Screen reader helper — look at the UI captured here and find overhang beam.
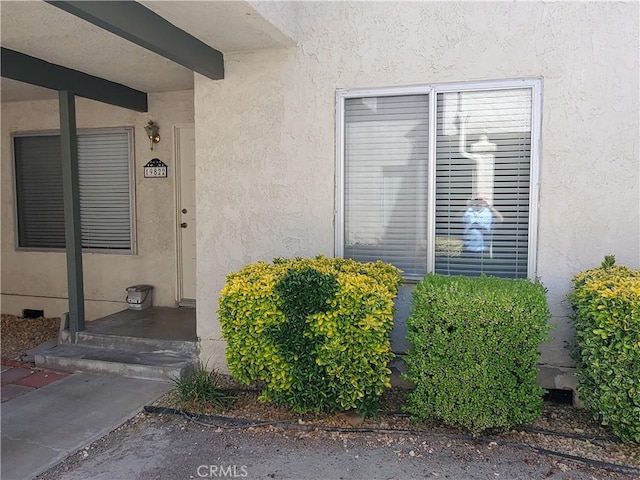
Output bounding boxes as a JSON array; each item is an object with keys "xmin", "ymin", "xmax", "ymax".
[
  {"xmin": 47, "ymin": 0, "xmax": 224, "ymax": 80},
  {"xmin": 1, "ymin": 48, "xmax": 148, "ymax": 111}
]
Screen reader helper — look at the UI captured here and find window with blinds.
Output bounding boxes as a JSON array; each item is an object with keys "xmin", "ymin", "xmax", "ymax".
[
  {"xmin": 338, "ymin": 80, "xmax": 540, "ymax": 280},
  {"xmin": 13, "ymin": 128, "xmax": 134, "ymax": 252},
  {"xmin": 344, "ymin": 95, "xmax": 429, "ymax": 277}
]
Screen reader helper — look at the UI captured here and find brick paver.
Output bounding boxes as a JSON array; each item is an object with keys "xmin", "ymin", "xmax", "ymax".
[
  {"xmin": 1, "ymin": 383, "xmax": 35, "ymax": 402},
  {"xmin": 1, "ymin": 367, "xmax": 34, "ymax": 385},
  {"xmin": 15, "ymin": 370, "xmax": 69, "ymax": 389},
  {"xmin": 1, "ymin": 360, "xmax": 70, "ymax": 402}
]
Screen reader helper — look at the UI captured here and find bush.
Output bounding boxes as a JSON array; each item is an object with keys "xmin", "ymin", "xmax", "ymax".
[
  {"xmin": 568, "ymin": 256, "xmax": 640, "ymax": 443},
  {"xmin": 218, "ymin": 256, "xmax": 402, "ymax": 416},
  {"xmin": 403, "ymin": 274, "xmax": 550, "ymax": 434}
]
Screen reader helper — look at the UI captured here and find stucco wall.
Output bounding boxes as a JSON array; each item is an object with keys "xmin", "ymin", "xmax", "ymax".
[
  {"xmin": 1, "ymin": 90, "xmax": 194, "ymax": 320},
  {"xmin": 194, "ymin": 1, "xmax": 639, "ymax": 378},
  {"xmin": 248, "ymin": 0, "xmax": 300, "ymax": 45}
]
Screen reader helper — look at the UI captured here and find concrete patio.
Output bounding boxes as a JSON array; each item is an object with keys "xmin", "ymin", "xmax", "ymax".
[{"xmin": 35, "ymin": 307, "xmax": 198, "ymax": 381}]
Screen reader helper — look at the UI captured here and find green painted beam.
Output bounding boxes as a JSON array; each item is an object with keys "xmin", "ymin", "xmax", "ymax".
[
  {"xmin": 58, "ymin": 91, "xmax": 85, "ymax": 338},
  {"xmin": 48, "ymin": 0, "xmax": 224, "ymax": 80},
  {"xmin": 1, "ymin": 48, "xmax": 148, "ymax": 112}
]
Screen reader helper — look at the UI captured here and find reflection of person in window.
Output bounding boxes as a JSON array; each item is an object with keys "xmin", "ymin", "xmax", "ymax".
[{"xmin": 463, "ymin": 194, "xmax": 503, "ymax": 254}]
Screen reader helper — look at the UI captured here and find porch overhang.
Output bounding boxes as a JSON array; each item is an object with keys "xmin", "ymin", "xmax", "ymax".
[
  {"xmin": 47, "ymin": 0, "xmax": 224, "ymax": 80},
  {"xmin": 1, "ymin": 47, "xmax": 148, "ymax": 112}
]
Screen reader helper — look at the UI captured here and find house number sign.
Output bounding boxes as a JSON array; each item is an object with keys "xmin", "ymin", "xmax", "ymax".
[{"xmin": 144, "ymin": 158, "xmax": 167, "ymax": 178}]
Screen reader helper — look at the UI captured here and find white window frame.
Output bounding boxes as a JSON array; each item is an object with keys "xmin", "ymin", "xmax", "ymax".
[
  {"xmin": 335, "ymin": 78, "xmax": 542, "ymax": 280},
  {"xmin": 11, "ymin": 127, "xmax": 137, "ymax": 254}
]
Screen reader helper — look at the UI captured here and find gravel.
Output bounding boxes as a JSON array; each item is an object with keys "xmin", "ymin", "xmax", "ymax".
[{"xmin": 1, "ymin": 314, "xmax": 59, "ymax": 359}]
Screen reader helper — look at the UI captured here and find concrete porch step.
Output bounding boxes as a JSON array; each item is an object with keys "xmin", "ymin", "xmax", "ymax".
[
  {"xmin": 35, "ymin": 344, "xmax": 197, "ymax": 382},
  {"xmin": 76, "ymin": 331, "xmax": 198, "ymax": 355}
]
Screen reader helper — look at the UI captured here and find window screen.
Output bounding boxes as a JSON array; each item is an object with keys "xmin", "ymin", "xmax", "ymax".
[{"xmin": 14, "ymin": 128, "xmax": 133, "ymax": 251}]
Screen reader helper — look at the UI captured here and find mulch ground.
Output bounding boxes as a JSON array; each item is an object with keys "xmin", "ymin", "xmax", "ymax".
[{"xmin": 1, "ymin": 314, "xmax": 59, "ymax": 360}]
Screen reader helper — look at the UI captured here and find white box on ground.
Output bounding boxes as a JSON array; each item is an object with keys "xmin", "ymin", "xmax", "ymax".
[{"xmin": 126, "ymin": 284, "xmax": 153, "ymax": 310}]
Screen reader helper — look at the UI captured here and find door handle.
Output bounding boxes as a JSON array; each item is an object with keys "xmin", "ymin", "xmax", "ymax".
[{"xmin": 180, "ymin": 222, "xmax": 188, "ymax": 228}]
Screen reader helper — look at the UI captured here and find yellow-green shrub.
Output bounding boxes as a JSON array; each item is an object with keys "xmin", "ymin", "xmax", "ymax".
[
  {"xmin": 218, "ymin": 256, "xmax": 402, "ymax": 416},
  {"xmin": 568, "ymin": 256, "xmax": 640, "ymax": 443}
]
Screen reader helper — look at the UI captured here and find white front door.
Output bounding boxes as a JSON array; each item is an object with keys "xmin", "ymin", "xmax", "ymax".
[{"xmin": 176, "ymin": 125, "xmax": 196, "ymax": 303}]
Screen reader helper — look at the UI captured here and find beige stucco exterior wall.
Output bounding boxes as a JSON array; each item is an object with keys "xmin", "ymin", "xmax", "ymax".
[
  {"xmin": 1, "ymin": 90, "xmax": 194, "ymax": 320},
  {"xmin": 248, "ymin": 0, "xmax": 300, "ymax": 43},
  {"xmin": 195, "ymin": 1, "xmax": 639, "ymax": 381}
]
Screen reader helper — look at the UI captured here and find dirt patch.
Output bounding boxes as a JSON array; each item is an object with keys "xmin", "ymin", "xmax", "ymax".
[
  {"xmin": 39, "ymin": 411, "xmax": 639, "ymax": 480},
  {"xmin": 1, "ymin": 314, "xmax": 59, "ymax": 359},
  {"xmin": 156, "ymin": 376, "xmax": 640, "ymax": 473}
]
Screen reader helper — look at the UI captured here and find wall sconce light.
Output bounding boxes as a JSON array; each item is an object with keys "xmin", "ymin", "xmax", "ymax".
[{"xmin": 144, "ymin": 121, "xmax": 161, "ymax": 150}]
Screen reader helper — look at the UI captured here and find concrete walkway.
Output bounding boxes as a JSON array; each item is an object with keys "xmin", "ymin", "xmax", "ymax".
[{"xmin": 1, "ymin": 373, "xmax": 171, "ymax": 480}]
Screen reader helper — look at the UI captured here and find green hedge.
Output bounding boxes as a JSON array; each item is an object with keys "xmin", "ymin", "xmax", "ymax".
[
  {"xmin": 568, "ymin": 256, "xmax": 640, "ymax": 443},
  {"xmin": 404, "ymin": 274, "xmax": 550, "ymax": 434},
  {"xmin": 218, "ymin": 256, "xmax": 402, "ymax": 416}
]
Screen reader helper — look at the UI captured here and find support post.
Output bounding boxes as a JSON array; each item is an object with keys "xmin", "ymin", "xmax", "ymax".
[{"xmin": 58, "ymin": 91, "xmax": 85, "ymax": 339}]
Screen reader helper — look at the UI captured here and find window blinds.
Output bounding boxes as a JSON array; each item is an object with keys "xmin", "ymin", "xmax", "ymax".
[
  {"xmin": 77, "ymin": 132, "xmax": 132, "ymax": 249},
  {"xmin": 344, "ymin": 95, "xmax": 429, "ymax": 277},
  {"xmin": 14, "ymin": 129, "xmax": 133, "ymax": 251},
  {"xmin": 342, "ymin": 86, "xmax": 534, "ymax": 280},
  {"xmin": 434, "ymin": 89, "xmax": 532, "ymax": 279}
]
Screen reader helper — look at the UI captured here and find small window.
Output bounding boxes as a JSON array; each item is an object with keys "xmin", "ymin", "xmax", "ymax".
[
  {"xmin": 13, "ymin": 128, "xmax": 135, "ymax": 252},
  {"xmin": 336, "ymin": 80, "xmax": 540, "ymax": 280}
]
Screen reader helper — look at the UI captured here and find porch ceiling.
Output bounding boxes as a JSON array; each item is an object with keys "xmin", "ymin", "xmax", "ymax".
[{"xmin": 1, "ymin": 0, "xmax": 296, "ymax": 103}]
